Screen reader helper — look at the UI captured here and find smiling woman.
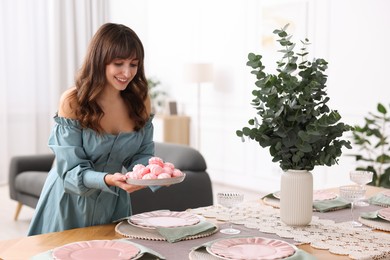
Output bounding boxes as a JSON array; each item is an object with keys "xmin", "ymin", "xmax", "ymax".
[{"xmin": 27, "ymin": 23, "xmax": 157, "ymax": 236}]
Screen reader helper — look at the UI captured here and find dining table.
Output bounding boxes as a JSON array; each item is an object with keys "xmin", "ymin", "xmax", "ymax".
[{"xmin": 0, "ymin": 185, "xmax": 389, "ymax": 260}]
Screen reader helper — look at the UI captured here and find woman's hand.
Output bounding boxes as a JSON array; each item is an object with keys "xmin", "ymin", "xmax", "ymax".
[{"xmin": 104, "ymin": 173, "xmax": 145, "ymax": 193}]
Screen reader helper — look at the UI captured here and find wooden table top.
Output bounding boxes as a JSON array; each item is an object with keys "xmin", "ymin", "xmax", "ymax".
[{"xmin": 0, "ymin": 185, "xmax": 388, "ymax": 260}]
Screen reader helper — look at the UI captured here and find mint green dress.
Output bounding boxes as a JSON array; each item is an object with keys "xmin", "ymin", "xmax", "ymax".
[{"xmin": 28, "ymin": 115, "xmax": 155, "ymax": 236}]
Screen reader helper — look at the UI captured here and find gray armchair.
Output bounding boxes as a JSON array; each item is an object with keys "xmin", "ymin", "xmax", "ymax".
[{"xmin": 9, "ymin": 142, "xmax": 213, "ymax": 220}]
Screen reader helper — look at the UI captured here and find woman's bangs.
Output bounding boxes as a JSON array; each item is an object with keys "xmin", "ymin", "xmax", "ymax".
[{"xmin": 107, "ymin": 35, "xmax": 142, "ymax": 62}]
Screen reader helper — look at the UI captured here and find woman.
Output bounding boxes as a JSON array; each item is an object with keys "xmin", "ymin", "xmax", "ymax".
[{"xmin": 28, "ymin": 23, "xmax": 155, "ymax": 235}]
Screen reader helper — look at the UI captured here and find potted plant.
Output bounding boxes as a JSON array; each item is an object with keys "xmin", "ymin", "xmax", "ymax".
[
  {"xmin": 349, "ymin": 103, "xmax": 390, "ymax": 188},
  {"xmin": 147, "ymin": 77, "xmax": 168, "ymax": 114},
  {"xmin": 236, "ymin": 24, "xmax": 352, "ymax": 225}
]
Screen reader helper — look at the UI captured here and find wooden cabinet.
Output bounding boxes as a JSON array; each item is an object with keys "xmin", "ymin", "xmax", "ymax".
[{"xmin": 153, "ymin": 115, "xmax": 190, "ymax": 145}]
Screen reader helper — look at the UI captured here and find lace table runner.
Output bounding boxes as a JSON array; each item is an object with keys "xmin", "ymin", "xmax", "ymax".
[{"xmin": 188, "ymin": 202, "xmax": 390, "ymax": 260}]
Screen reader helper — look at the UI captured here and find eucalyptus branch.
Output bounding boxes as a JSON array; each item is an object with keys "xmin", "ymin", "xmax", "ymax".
[
  {"xmin": 237, "ymin": 24, "xmax": 352, "ymax": 171},
  {"xmin": 349, "ymin": 103, "xmax": 390, "ymax": 187}
]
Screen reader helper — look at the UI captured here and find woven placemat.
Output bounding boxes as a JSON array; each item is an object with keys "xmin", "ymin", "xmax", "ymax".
[
  {"xmin": 189, "ymin": 248, "xmax": 218, "ymax": 260},
  {"xmin": 115, "ymin": 221, "xmax": 218, "ymax": 241},
  {"xmin": 189, "ymin": 243, "xmax": 301, "ymax": 260}
]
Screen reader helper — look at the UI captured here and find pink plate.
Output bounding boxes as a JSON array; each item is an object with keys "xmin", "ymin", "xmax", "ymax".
[
  {"xmin": 129, "ymin": 210, "xmax": 200, "ymax": 229},
  {"xmin": 378, "ymin": 208, "xmax": 390, "ymax": 222},
  {"xmin": 382, "ymin": 190, "xmax": 390, "ymax": 197},
  {"xmin": 273, "ymin": 190, "xmax": 337, "ymax": 201},
  {"xmin": 313, "ymin": 190, "xmax": 338, "ymax": 201},
  {"xmin": 207, "ymin": 237, "xmax": 296, "ymax": 260},
  {"xmin": 52, "ymin": 240, "xmax": 140, "ymax": 260},
  {"xmin": 126, "ymin": 173, "xmax": 185, "ymax": 186}
]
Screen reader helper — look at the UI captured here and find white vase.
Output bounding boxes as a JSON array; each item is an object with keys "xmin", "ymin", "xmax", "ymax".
[{"xmin": 280, "ymin": 169, "xmax": 313, "ymax": 226}]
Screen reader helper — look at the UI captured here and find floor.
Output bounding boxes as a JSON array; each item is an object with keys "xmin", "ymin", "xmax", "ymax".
[
  {"xmin": 0, "ymin": 185, "xmax": 35, "ymax": 241},
  {"xmin": 0, "ymin": 183, "xmax": 262, "ymax": 241}
]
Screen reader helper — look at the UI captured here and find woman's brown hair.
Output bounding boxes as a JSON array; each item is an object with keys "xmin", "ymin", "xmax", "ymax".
[{"xmin": 69, "ymin": 23, "xmax": 148, "ymax": 133}]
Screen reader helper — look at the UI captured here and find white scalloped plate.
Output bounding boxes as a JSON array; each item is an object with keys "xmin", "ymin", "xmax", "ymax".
[{"xmin": 126, "ymin": 173, "xmax": 185, "ymax": 186}]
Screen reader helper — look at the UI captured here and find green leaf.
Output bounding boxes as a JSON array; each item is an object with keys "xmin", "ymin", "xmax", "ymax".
[
  {"xmin": 292, "ymin": 154, "xmax": 301, "ymax": 163},
  {"xmin": 376, "ymin": 154, "xmax": 390, "ymax": 163},
  {"xmin": 248, "ymin": 53, "xmax": 257, "ymax": 61},
  {"xmin": 242, "ymin": 127, "xmax": 251, "ymax": 135},
  {"xmin": 282, "ymin": 24, "xmax": 290, "ymax": 31},
  {"xmin": 298, "ymin": 142, "xmax": 312, "ymax": 153},
  {"xmin": 379, "ymin": 168, "xmax": 390, "ymax": 188},
  {"xmin": 377, "ymin": 103, "xmax": 387, "ymax": 114},
  {"xmin": 278, "ymin": 31, "xmax": 288, "ymax": 37}
]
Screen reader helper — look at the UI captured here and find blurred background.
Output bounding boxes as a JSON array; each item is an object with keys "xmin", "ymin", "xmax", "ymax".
[{"xmin": 1, "ymin": 0, "xmax": 389, "ymax": 195}]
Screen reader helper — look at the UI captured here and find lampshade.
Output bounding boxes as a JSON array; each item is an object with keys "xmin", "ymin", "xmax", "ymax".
[{"xmin": 185, "ymin": 63, "xmax": 213, "ymax": 83}]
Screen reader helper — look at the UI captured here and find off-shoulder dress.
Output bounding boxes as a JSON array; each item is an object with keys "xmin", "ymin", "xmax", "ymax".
[{"xmin": 28, "ymin": 115, "xmax": 155, "ymax": 235}]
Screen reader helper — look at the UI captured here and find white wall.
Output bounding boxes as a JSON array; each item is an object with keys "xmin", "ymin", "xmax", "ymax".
[
  {"xmin": 0, "ymin": 0, "xmax": 109, "ymax": 184},
  {"xmin": 108, "ymin": 0, "xmax": 390, "ymax": 193}
]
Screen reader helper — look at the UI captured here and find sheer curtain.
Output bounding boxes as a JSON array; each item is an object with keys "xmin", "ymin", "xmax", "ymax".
[{"xmin": 0, "ymin": 0, "xmax": 108, "ymax": 184}]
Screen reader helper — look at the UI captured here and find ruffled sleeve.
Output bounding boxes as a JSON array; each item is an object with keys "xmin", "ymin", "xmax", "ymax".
[{"xmin": 48, "ymin": 116, "xmax": 115, "ymax": 196}]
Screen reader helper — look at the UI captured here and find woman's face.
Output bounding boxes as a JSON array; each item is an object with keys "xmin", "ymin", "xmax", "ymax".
[{"xmin": 105, "ymin": 57, "xmax": 139, "ymax": 91}]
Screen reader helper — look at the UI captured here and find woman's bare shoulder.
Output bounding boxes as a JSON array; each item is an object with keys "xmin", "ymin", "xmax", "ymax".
[{"xmin": 58, "ymin": 87, "xmax": 78, "ymax": 119}]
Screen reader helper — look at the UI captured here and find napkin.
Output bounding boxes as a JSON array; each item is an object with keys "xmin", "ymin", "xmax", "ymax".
[
  {"xmin": 125, "ymin": 240, "xmax": 166, "ymax": 259},
  {"xmin": 30, "ymin": 239, "xmax": 165, "ymax": 260},
  {"xmin": 313, "ymin": 197, "xmax": 350, "ymax": 212},
  {"xmin": 368, "ymin": 193, "xmax": 390, "ymax": 207},
  {"xmin": 361, "ymin": 211, "xmax": 381, "ymax": 220},
  {"xmin": 360, "ymin": 210, "xmax": 390, "ymax": 223},
  {"xmin": 192, "ymin": 237, "xmax": 317, "ymax": 260},
  {"xmin": 262, "ymin": 193, "xmax": 278, "ymax": 199},
  {"xmin": 156, "ymin": 221, "xmax": 217, "ymax": 243}
]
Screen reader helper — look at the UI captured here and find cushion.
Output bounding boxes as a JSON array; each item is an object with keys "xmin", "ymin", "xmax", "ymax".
[{"xmin": 15, "ymin": 171, "xmax": 47, "ymax": 197}]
